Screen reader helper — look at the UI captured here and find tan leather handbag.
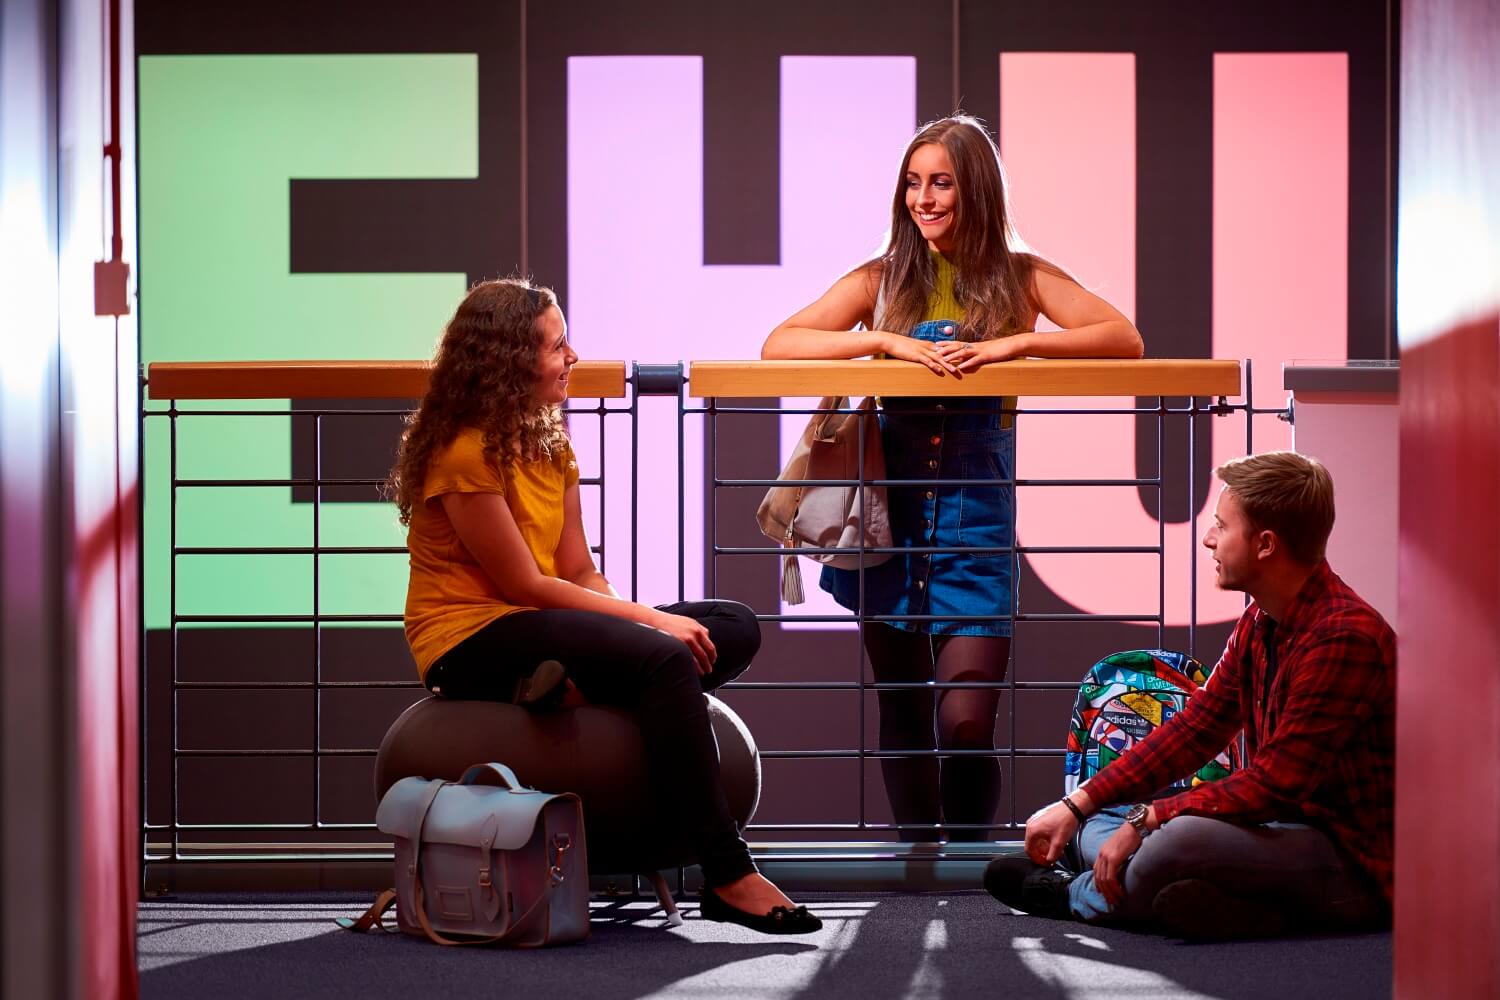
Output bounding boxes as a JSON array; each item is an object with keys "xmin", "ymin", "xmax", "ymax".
[
  {"xmin": 756, "ymin": 396, "xmax": 893, "ymax": 604},
  {"xmin": 339, "ymin": 763, "xmax": 589, "ymax": 947}
]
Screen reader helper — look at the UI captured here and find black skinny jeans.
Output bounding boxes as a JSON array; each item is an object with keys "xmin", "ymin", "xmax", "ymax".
[{"xmin": 424, "ymin": 599, "xmax": 760, "ymax": 887}]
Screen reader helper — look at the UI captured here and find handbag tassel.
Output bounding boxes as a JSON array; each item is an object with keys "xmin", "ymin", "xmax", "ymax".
[{"xmin": 780, "ymin": 540, "xmax": 805, "ymax": 606}]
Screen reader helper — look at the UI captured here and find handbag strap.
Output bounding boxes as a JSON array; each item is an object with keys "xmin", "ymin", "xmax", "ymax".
[
  {"xmin": 809, "ymin": 396, "xmax": 850, "ymax": 442},
  {"xmin": 410, "ymin": 861, "xmax": 560, "ymax": 948},
  {"xmin": 335, "ymin": 888, "xmax": 399, "ymax": 933}
]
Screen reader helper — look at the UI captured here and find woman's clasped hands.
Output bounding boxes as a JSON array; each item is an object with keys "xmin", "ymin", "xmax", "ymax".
[
  {"xmin": 933, "ymin": 334, "xmax": 1027, "ymax": 373},
  {"xmin": 878, "ymin": 329, "xmax": 962, "ymax": 376}
]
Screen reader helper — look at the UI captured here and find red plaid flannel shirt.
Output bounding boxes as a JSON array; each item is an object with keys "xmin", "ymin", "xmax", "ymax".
[{"xmin": 1084, "ymin": 561, "xmax": 1397, "ymax": 900}]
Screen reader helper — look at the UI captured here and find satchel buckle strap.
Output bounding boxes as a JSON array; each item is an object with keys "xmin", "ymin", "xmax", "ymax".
[
  {"xmin": 550, "ymin": 833, "xmax": 572, "ymax": 885},
  {"xmin": 478, "ymin": 822, "xmax": 498, "ymax": 891}
]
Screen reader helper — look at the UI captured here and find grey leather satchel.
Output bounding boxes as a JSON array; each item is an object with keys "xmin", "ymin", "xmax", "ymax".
[{"xmin": 340, "ymin": 762, "xmax": 589, "ymax": 947}]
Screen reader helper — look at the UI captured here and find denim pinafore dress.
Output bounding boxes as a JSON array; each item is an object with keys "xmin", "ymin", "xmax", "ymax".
[{"xmin": 820, "ymin": 317, "xmax": 1017, "ymax": 637}]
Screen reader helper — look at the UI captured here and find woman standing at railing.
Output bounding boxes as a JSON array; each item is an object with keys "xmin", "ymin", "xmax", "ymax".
[
  {"xmin": 387, "ymin": 278, "xmax": 819, "ymax": 934},
  {"xmin": 762, "ymin": 114, "xmax": 1143, "ymax": 842}
]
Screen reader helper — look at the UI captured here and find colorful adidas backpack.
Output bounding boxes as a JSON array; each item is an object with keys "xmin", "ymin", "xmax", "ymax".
[{"xmin": 1063, "ymin": 649, "xmax": 1241, "ymax": 797}]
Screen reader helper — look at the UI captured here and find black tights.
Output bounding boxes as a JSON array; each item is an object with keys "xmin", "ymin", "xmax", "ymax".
[{"xmin": 864, "ymin": 623, "xmax": 1010, "ymax": 841}]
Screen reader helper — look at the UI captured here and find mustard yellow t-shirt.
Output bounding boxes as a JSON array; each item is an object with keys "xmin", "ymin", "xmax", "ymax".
[{"xmin": 402, "ymin": 427, "xmax": 580, "ymax": 678}]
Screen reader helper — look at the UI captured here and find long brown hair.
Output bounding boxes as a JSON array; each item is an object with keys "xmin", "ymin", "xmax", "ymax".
[
  {"xmin": 874, "ymin": 114, "xmax": 1060, "ymax": 342},
  {"xmin": 387, "ymin": 278, "xmax": 569, "ymax": 526}
]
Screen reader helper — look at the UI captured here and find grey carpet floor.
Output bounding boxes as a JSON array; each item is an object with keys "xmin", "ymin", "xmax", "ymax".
[{"xmin": 138, "ymin": 892, "xmax": 1390, "ymax": 999}]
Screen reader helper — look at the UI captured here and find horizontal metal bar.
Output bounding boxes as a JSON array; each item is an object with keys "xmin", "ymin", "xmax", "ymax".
[
  {"xmin": 171, "ymin": 477, "xmax": 604, "ymax": 488},
  {"xmin": 174, "ymin": 545, "xmax": 602, "ymax": 557},
  {"xmin": 166, "ymin": 745, "xmax": 1071, "ymax": 761},
  {"xmin": 172, "ymin": 681, "xmax": 421, "ymax": 689},
  {"xmin": 744, "ymin": 826, "xmax": 1022, "ymax": 835},
  {"xmin": 143, "ymin": 824, "xmax": 380, "ymax": 833},
  {"xmin": 144, "ymin": 405, "xmax": 634, "ymax": 418},
  {"xmin": 716, "ymin": 544, "xmax": 1159, "ymax": 556},
  {"xmin": 753, "ymin": 613, "xmax": 1160, "ymax": 623},
  {"xmin": 722, "ymin": 680, "xmax": 1082, "ymax": 691},
  {"xmin": 758, "ymin": 748, "xmax": 1064, "ymax": 759},
  {"xmin": 171, "ymin": 749, "xmax": 378, "ymax": 757},
  {"xmin": 176, "ymin": 546, "xmax": 406, "ymax": 556},
  {"xmin": 167, "ymin": 679, "xmax": 1074, "ymax": 691},
  {"xmin": 172, "ymin": 614, "xmax": 402, "ymax": 623},
  {"xmin": 698, "ymin": 404, "xmax": 1180, "ymax": 417},
  {"xmin": 714, "ymin": 477, "xmax": 1163, "ymax": 488}
]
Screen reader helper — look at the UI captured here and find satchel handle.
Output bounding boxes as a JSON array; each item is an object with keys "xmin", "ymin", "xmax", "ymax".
[{"xmin": 459, "ymin": 762, "xmax": 523, "ymax": 790}]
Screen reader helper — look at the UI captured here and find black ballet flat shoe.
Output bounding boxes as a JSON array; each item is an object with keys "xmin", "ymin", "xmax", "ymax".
[
  {"xmin": 511, "ymin": 659, "xmax": 567, "ymax": 710},
  {"xmin": 698, "ymin": 886, "xmax": 823, "ymax": 935}
]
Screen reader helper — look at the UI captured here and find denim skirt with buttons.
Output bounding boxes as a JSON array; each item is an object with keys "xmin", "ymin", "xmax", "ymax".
[{"xmin": 820, "ymin": 319, "xmax": 1016, "ymax": 637}]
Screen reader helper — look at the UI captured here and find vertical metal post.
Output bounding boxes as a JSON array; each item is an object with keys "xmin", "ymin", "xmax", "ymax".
[
  {"xmin": 1246, "ymin": 360, "xmax": 1255, "ymax": 456},
  {"xmin": 1157, "ymin": 396, "xmax": 1166, "ymax": 650},
  {"xmin": 168, "ymin": 403, "xmax": 179, "ymax": 863},
  {"xmin": 1188, "ymin": 396, "xmax": 1198, "ymax": 660},
  {"xmin": 312, "ymin": 413, "xmax": 322, "ymax": 829},
  {"xmin": 630, "ymin": 366, "xmax": 640, "ymax": 603},
  {"xmin": 596, "ymin": 401, "xmax": 607, "ymax": 576},
  {"xmin": 1006, "ymin": 400, "xmax": 1019, "ymax": 830},
  {"xmin": 706, "ymin": 398, "xmax": 718, "ymax": 598},
  {"xmin": 855, "ymin": 397, "xmax": 867, "ymax": 831},
  {"xmin": 139, "ymin": 404, "xmax": 150, "ymax": 887},
  {"xmin": 677, "ymin": 375, "xmax": 686, "ymax": 602}
]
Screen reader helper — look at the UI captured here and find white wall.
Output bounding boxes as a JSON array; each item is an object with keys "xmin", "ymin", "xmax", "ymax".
[{"xmin": 1292, "ymin": 389, "xmax": 1400, "ymax": 627}]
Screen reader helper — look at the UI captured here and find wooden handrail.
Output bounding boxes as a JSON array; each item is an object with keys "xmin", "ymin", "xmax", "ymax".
[
  {"xmin": 688, "ymin": 359, "xmax": 1242, "ymax": 398},
  {"xmin": 144, "ymin": 360, "xmax": 629, "ymax": 400},
  {"xmin": 144, "ymin": 358, "xmax": 1242, "ymax": 401}
]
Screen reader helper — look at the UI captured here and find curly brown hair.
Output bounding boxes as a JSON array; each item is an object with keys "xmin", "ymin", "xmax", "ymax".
[{"xmin": 387, "ymin": 278, "xmax": 570, "ymax": 526}]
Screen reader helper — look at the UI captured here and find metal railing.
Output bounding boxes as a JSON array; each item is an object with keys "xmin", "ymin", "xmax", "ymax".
[{"xmin": 140, "ymin": 357, "xmax": 1279, "ymax": 885}]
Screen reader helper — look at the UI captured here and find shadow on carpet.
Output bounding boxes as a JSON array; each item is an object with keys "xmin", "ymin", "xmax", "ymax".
[{"xmin": 138, "ymin": 891, "xmax": 1391, "ymax": 1000}]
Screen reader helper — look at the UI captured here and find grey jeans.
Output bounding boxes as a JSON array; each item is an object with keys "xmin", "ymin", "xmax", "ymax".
[{"xmin": 1068, "ymin": 812, "xmax": 1390, "ymax": 931}]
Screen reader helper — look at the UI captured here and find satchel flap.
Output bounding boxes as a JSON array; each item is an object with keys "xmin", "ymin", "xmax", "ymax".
[{"xmin": 377, "ymin": 777, "xmax": 567, "ymax": 850}]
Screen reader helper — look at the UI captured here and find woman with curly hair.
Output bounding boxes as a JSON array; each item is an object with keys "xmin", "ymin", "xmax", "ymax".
[
  {"xmin": 389, "ymin": 277, "xmax": 819, "ymax": 934},
  {"xmin": 763, "ymin": 115, "xmax": 1143, "ymax": 842}
]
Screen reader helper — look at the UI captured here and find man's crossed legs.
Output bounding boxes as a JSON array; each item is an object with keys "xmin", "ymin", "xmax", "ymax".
[{"xmin": 986, "ymin": 811, "xmax": 1388, "ymax": 940}]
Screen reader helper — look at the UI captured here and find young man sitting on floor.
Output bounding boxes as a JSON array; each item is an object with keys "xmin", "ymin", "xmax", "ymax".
[{"xmin": 985, "ymin": 452, "xmax": 1395, "ymax": 940}]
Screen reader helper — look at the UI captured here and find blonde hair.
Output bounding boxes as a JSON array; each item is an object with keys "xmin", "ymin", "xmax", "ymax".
[{"xmin": 1214, "ymin": 451, "xmax": 1335, "ymax": 566}]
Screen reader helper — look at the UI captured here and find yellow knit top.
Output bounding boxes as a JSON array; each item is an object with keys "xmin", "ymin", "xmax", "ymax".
[{"xmin": 402, "ymin": 428, "xmax": 579, "ymax": 678}]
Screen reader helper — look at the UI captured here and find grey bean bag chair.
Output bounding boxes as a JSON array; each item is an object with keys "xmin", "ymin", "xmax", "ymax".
[{"xmin": 374, "ymin": 694, "xmax": 761, "ymax": 875}]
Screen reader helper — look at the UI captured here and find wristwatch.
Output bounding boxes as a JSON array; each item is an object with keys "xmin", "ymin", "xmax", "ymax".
[{"xmin": 1124, "ymin": 803, "xmax": 1152, "ymax": 838}]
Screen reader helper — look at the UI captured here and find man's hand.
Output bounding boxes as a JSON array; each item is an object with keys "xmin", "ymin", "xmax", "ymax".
[
  {"xmin": 1091, "ymin": 822, "xmax": 1143, "ymax": 906},
  {"xmin": 1023, "ymin": 801, "xmax": 1079, "ymax": 866}
]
